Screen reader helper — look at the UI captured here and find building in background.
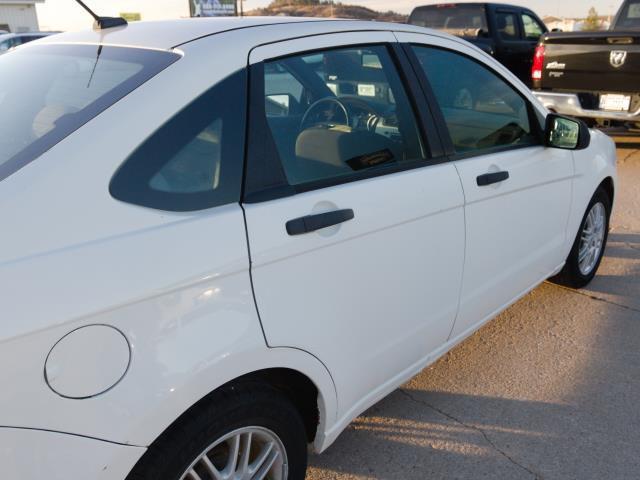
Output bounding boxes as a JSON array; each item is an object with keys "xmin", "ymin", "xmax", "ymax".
[
  {"xmin": 0, "ymin": 0, "xmax": 43, "ymax": 32},
  {"xmin": 543, "ymin": 15, "xmax": 611, "ymax": 32}
]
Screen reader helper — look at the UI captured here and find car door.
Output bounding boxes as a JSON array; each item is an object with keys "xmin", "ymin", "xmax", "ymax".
[
  {"xmin": 242, "ymin": 32, "xmax": 465, "ymax": 418},
  {"xmin": 397, "ymin": 32, "xmax": 573, "ymax": 340}
]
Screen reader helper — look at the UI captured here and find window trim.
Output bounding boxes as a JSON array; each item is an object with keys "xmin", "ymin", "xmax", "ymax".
[
  {"xmin": 243, "ymin": 42, "xmax": 447, "ymax": 204},
  {"xmin": 403, "ymin": 42, "xmax": 545, "ymax": 162}
]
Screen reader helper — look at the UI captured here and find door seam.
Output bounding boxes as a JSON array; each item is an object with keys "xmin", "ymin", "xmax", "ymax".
[{"xmin": 447, "ymin": 162, "xmax": 468, "ymax": 342}]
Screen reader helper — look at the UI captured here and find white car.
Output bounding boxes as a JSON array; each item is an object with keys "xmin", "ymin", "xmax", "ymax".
[{"xmin": 0, "ymin": 17, "xmax": 616, "ymax": 480}]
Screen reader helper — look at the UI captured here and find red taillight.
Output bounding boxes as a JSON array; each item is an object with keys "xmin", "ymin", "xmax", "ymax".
[{"xmin": 532, "ymin": 45, "xmax": 545, "ymax": 81}]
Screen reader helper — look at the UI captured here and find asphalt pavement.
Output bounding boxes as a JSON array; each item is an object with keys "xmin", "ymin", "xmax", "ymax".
[{"xmin": 306, "ymin": 137, "xmax": 640, "ymax": 480}]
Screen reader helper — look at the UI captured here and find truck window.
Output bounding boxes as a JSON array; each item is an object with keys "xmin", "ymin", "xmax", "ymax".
[
  {"xmin": 617, "ymin": 0, "xmax": 640, "ymax": 29},
  {"xmin": 496, "ymin": 12, "xmax": 518, "ymax": 40},
  {"xmin": 409, "ymin": 5, "xmax": 488, "ymax": 35},
  {"xmin": 522, "ymin": 13, "xmax": 544, "ymax": 40}
]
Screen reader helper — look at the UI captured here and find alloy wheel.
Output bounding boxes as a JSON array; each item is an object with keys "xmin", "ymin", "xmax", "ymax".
[
  {"xmin": 179, "ymin": 426, "xmax": 288, "ymax": 480},
  {"xmin": 578, "ymin": 202, "xmax": 606, "ymax": 276}
]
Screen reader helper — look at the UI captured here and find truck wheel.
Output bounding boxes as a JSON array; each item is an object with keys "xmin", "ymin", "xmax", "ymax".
[
  {"xmin": 126, "ymin": 383, "xmax": 308, "ymax": 480},
  {"xmin": 551, "ymin": 187, "xmax": 611, "ymax": 289}
]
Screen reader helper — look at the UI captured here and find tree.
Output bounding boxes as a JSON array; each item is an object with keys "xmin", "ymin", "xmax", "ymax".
[{"xmin": 583, "ymin": 7, "xmax": 601, "ymax": 31}]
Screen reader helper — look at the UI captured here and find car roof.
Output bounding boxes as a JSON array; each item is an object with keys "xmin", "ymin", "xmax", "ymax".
[
  {"xmin": 36, "ymin": 17, "xmax": 351, "ymax": 51},
  {"xmin": 35, "ymin": 17, "xmax": 443, "ymax": 51}
]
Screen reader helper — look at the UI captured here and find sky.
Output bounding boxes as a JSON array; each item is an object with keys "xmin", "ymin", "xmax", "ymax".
[{"xmin": 37, "ymin": 0, "xmax": 625, "ymax": 32}]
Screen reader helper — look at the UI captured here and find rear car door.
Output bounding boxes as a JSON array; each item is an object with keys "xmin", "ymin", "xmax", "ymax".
[
  {"xmin": 242, "ymin": 32, "xmax": 465, "ymax": 417},
  {"xmin": 397, "ymin": 32, "xmax": 573, "ymax": 339}
]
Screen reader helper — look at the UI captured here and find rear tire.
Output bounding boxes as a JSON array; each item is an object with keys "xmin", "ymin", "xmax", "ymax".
[
  {"xmin": 126, "ymin": 382, "xmax": 308, "ymax": 480},
  {"xmin": 551, "ymin": 187, "xmax": 611, "ymax": 289}
]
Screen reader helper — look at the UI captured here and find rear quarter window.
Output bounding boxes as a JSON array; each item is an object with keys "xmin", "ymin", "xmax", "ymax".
[
  {"xmin": 109, "ymin": 70, "xmax": 247, "ymax": 212},
  {"xmin": 0, "ymin": 44, "xmax": 179, "ymax": 182}
]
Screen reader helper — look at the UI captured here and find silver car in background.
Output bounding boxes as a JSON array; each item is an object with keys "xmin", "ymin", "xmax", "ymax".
[{"xmin": 0, "ymin": 32, "xmax": 58, "ymax": 54}]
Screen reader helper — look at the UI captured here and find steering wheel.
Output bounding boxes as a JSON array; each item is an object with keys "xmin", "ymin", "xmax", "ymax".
[
  {"xmin": 339, "ymin": 95, "xmax": 385, "ymax": 131},
  {"xmin": 300, "ymin": 97, "xmax": 349, "ymax": 131}
]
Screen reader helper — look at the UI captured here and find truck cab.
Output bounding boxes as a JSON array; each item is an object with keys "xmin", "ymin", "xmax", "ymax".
[{"xmin": 408, "ymin": 3, "xmax": 548, "ymax": 85}]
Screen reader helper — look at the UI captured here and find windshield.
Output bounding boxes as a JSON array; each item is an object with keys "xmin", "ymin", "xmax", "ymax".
[
  {"xmin": 0, "ymin": 44, "xmax": 179, "ymax": 182},
  {"xmin": 409, "ymin": 5, "xmax": 488, "ymax": 34},
  {"xmin": 617, "ymin": 0, "xmax": 640, "ymax": 29}
]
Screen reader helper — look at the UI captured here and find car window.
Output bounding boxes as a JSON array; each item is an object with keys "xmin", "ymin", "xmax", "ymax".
[
  {"xmin": 522, "ymin": 13, "xmax": 544, "ymax": 40},
  {"xmin": 262, "ymin": 45, "xmax": 425, "ymax": 187},
  {"xmin": 412, "ymin": 46, "xmax": 539, "ymax": 154},
  {"xmin": 0, "ymin": 44, "xmax": 179, "ymax": 183},
  {"xmin": 496, "ymin": 12, "xmax": 518, "ymax": 40},
  {"xmin": 110, "ymin": 70, "xmax": 246, "ymax": 212}
]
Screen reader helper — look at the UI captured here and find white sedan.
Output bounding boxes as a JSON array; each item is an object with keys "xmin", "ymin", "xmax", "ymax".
[{"xmin": 0, "ymin": 17, "xmax": 616, "ymax": 480}]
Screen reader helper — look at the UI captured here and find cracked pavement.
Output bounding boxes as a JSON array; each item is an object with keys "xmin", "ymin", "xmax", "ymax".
[{"xmin": 306, "ymin": 137, "xmax": 640, "ymax": 480}]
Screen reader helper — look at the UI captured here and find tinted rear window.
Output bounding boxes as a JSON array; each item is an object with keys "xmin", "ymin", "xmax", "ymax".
[
  {"xmin": 409, "ymin": 5, "xmax": 488, "ymax": 34},
  {"xmin": 617, "ymin": 0, "xmax": 640, "ymax": 29},
  {"xmin": 0, "ymin": 44, "xmax": 179, "ymax": 182}
]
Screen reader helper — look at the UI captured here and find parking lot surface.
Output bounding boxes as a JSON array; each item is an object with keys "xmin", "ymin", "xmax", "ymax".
[{"xmin": 307, "ymin": 138, "xmax": 640, "ymax": 480}]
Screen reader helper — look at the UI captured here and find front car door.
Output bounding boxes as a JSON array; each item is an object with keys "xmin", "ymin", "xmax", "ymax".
[
  {"xmin": 396, "ymin": 32, "xmax": 573, "ymax": 340},
  {"xmin": 242, "ymin": 32, "xmax": 466, "ymax": 422}
]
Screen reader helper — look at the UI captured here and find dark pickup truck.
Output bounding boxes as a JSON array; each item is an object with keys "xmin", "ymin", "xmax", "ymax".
[
  {"xmin": 408, "ymin": 3, "xmax": 548, "ymax": 85},
  {"xmin": 533, "ymin": 0, "xmax": 640, "ymax": 127}
]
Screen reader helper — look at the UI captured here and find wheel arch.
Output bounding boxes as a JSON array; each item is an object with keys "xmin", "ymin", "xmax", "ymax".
[
  {"xmin": 599, "ymin": 176, "xmax": 615, "ymax": 205},
  {"xmin": 132, "ymin": 346, "xmax": 338, "ymax": 454}
]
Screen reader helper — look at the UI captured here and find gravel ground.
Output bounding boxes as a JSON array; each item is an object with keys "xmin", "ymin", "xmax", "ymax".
[{"xmin": 306, "ymin": 138, "xmax": 640, "ymax": 480}]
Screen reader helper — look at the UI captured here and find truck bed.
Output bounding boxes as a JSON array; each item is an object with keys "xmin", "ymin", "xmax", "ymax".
[{"xmin": 537, "ymin": 32, "xmax": 640, "ymax": 93}]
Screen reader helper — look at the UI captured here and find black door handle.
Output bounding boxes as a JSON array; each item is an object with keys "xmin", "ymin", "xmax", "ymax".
[
  {"xmin": 477, "ymin": 171, "xmax": 509, "ymax": 186},
  {"xmin": 286, "ymin": 209, "xmax": 354, "ymax": 236}
]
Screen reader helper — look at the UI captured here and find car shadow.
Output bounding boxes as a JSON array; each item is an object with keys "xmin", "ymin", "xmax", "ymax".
[
  {"xmin": 307, "ymin": 274, "xmax": 640, "ymax": 479},
  {"xmin": 613, "ymin": 141, "xmax": 640, "ymax": 150},
  {"xmin": 583, "ymin": 232, "xmax": 640, "ymax": 310}
]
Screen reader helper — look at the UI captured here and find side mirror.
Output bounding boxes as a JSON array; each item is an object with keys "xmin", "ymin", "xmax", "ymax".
[{"xmin": 545, "ymin": 114, "xmax": 590, "ymax": 150}]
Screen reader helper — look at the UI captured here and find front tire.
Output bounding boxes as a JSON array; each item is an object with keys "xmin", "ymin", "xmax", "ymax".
[
  {"xmin": 551, "ymin": 186, "xmax": 611, "ymax": 289},
  {"xmin": 126, "ymin": 383, "xmax": 308, "ymax": 480}
]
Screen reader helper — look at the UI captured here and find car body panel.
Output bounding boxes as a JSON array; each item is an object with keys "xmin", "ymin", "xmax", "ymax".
[
  {"xmin": 395, "ymin": 30, "xmax": 576, "ymax": 341},
  {"xmin": 244, "ymin": 163, "xmax": 465, "ymax": 425},
  {"xmin": 0, "ymin": 18, "xmax": 618, "ymax": 478},
  {"xmin": 0, "ymin": 428, "xmax": 145, "ymax": 479},
  {"xmin": 0, "ymin": 28, "xmax": 339, "ymax": 450}
]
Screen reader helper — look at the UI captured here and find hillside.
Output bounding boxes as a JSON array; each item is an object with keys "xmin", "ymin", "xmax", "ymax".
[{"xmin": 247, "ymin": 0, "xmax": 407, "ymax": 23}]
